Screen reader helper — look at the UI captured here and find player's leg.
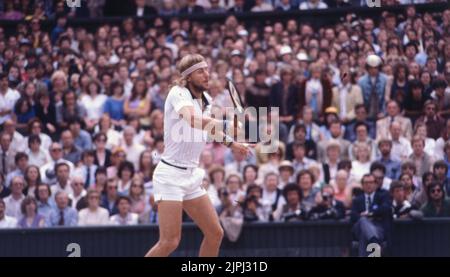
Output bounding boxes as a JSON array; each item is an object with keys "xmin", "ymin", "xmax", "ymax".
[
  {"xmin": 183, "ymin": 195, "xmax": 224, "ymax": 257},
  {"xmin": 145, "ymin": 200, "xmax": 183, "ymax": 257}
]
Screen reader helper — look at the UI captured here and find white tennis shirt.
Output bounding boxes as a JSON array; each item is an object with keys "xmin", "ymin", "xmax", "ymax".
[{"xmin": 160, "ymin": 85, "xmax": 212, "ymax": 168}]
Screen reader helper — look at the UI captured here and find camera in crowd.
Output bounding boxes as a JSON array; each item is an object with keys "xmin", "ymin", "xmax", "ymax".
[{"xmin": 307, "ymin": 189, "xmax": 345, "ymax": 220}]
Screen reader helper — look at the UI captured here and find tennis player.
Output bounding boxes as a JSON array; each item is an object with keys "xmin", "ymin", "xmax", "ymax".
[{"xmin": 145, "ymin": 54, "xmax": 251, "ymax": 257}]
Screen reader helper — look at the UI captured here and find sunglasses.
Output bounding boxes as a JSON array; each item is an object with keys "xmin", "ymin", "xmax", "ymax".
[{"xmin": 431, "ymin": 189, "xmax": 442, "ymax": 194}]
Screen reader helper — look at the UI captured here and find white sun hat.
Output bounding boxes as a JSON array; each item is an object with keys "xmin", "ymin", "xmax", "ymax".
[{"xmin": 366, "ymin": 54, "xmax": 382, "ymax": 67}]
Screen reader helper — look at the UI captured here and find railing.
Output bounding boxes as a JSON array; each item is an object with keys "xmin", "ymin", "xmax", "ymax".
[{"xmin": 1, "ymin": 219, "xmax": 449, "ymax": 257}]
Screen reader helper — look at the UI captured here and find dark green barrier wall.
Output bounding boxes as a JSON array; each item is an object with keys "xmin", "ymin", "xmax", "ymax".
[
  {"xmin": 1, "ymin": 219, "xmax": 449, "ymax": 257},
  {"xmin": 0, "ymin": 3, "xmax": 447, "ymax": 36}
]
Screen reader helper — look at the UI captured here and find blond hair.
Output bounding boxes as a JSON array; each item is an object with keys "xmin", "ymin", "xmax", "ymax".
[
  {"xmin": 50, "ymin": 70, "xmax": 67, "ymax": 85},
  {"xmin": 172, "ymin": 54, "xmax": 206, "ymax": 87}
]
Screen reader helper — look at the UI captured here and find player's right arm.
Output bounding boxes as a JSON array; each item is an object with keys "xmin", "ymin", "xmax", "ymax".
[
  {"xmin": 178, "ymin": 105, "xmax": 222, "ymax": 132},
  {"xmin": 169, "ymin": 86, "xmax": 228, "ymax": 139}
]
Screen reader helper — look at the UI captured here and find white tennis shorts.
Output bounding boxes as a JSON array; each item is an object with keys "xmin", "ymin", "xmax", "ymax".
[{"xmin": 153, "ymin": 161, "xmax": 207, "ymax": 202}]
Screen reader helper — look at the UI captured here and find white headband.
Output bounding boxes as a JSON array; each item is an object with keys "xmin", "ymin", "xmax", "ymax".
[{"xmin": 181, "ymin": 61, "xmax": 208, "ymax": 78}]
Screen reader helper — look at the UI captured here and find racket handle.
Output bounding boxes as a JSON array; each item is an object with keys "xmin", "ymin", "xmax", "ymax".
[{"xmin": 233, "ymin": 115, "xmax": 238, "ymax": 140}]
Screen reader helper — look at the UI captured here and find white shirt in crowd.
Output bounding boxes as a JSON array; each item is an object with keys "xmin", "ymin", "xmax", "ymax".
[
  {"xmin": 0, "ymin": 88, "xmax": 20, "ymax": 124},
  {"xmin": 160, "ymin": 85, "xmax": 212, "ymax": 168},
  {"xmin": 391, "ymin": 137, "xmax": 413, "ymax": 161},
  {"xmin": 0, "ymin": 215, "xmax": 17, "ymax": 228},
  {"xmin": 26, "ymin": 148, "xmax": 50, "ymax": 168},
  {"xmin": 424, "ymin": 138, "xmax": 436, "ymax": 158},
  {"xmin": 257, "ymin": 163, "xmax": 279, "ymax": 184},
  {"xmin": 292, "ymin": 157, "xmax": 317, "ymax": 177},
  {"xmin": 4, "ymin": 194, "xmax": 25, "ymax": 220},
  {"xmin": 251, "ymin": 3, "xmax": 273, "ymax": 12},
  {"xmin": 262, "ymin": 189, "xmax": 283, "ymax": 207},
  {"xmin": 132, "ymin": 129, "xmax": 148, "ymax": 146},
  {"xmin": 11, "ymin": 131, "xmax": 26, "ymax": 153},
  {"xmin": 105, "ymin": 128, "xmax": 121, "ymax": 150},
  {"xmin": 25, "ymin": 133, "xmax": 52, "ymax": 153},
  {"xmin": 78, "ymin": 207, "xmax": 110, "ymax": 226},
  {"xmin": 434, "ymin": 137, "xmax": 446, "ymax": 160},
  {"xmin": 40, "ymin": 158, "xmax": 75, "ymax": 185},
  {"xmin": 299, "ymin": 1, "xmax": 328, "ymax": 10},
  {"xmin": 70, "ymin": 189, "xmax": 87, "ymax": 209},
  {"xmin": 51, "ymin": 182, "xmax": 74, "ymax": 199},
  {"xmin": 351, "ymin": 160, "xmax": 371, "ymax": 184},
  {"xmin": 120, "ymin": 142, "xmax": 145, "ymax": 169},
  {"xmin": 80, "ymin": 94, "xmax": 107, "ymax": 121},
  {"xmin": 118, "ymin": 180, "xmax": 131, "ymax": 195},
  {"xmin": 109, "ymin": 213, "xmax": 139, "ymax": 226},
  {"xmin": 137, "ymin": 7, "xmax": 144, "ymax": 17},
  {"xmin": 73, "ymin": 165, "xmax": 98, "ymax": 188},
  {"xmin": 124, "ymin": 79, "xmax": 133, "ymax": 98},
  {"xmin": 338, "ymin": 84, "xmax": 352, "ymax": 119},
  {"xmin": 381, "ymin": 177, "xmax": 393, "ymax": 191}
]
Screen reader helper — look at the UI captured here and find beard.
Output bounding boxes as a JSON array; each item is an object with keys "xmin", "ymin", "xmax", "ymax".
[{"xmin": 189, "ymin": 80, "xmax": 208, "ymax": 94}]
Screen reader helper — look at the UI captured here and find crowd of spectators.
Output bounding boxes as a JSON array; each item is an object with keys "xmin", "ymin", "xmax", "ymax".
[{"xmin": 0, "ymin": 0, "xmax": 449, "ymax": 242}]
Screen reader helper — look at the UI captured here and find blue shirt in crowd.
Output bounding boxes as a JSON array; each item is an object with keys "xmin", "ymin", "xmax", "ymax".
[
  {"xmin": 37, "ymin": 200, "xmax": 55, "ymax": 225},
  {"xmin": 74, "ymin": 130, "xmax": 93, "ymax": 151},
  {"xmin": 48, "ymin": 207, "xmax": 78, "ymax": 227},
  {"xmin": 377, "ymin": 157, "xmax": 402, "ymax": 180},
  {"xmin": 103, "ymin": 97, "xmax": 125, "ymax": 121}
]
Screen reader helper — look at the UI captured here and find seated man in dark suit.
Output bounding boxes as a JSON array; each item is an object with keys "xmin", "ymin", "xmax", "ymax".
[
  {"xmin": 351, "ymin": 174, "xmax": 392, "ymax": 257},
  {"xmin": 100, "ymin": 179, "xmax": 120, "ymax": 216}
]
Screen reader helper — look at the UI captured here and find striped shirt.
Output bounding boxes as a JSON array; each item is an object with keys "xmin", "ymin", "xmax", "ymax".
[{"xmin": 160, "ymin": 85, "xmax": 212, "ymax": 168}]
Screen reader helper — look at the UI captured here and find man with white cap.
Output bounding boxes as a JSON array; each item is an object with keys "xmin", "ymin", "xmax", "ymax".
[
  {"xmin": 227, "ymin": 49, "xmax": 245, "ymax": 78},
  {"xmin": 357, "ymin": 54, "xmax": 388, "ymax": 120},
  {"xmin": 279, "ymin": 45, "xmax": 293, "ymax": 64},
  {"xmin": 296, "ymin": 51, "xmax": 311, "ymax": 80}
]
